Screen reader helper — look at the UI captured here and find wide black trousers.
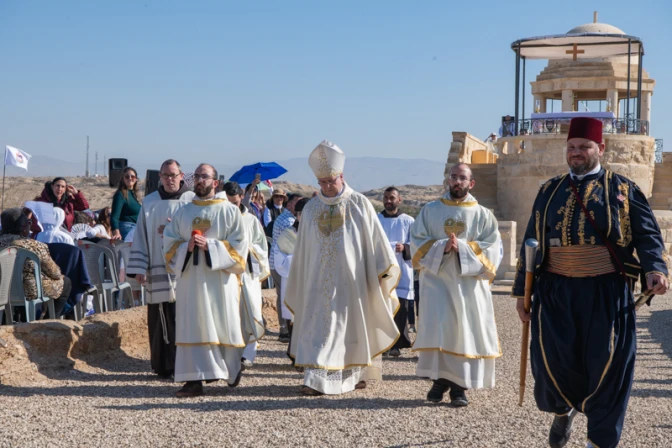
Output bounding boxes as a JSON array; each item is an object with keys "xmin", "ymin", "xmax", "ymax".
[
  {"xmin": 530, "ymin": 272, "xmax": 636, "ymax": 448},
  {"xmin": 147, "ymin": 302, "xmax": 177, "ymax": 377}
]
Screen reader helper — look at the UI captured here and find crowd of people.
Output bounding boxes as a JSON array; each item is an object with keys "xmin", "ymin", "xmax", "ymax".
[{"xmin": 2, "ymin": 117, "xmax": 670, "ymax": 448}]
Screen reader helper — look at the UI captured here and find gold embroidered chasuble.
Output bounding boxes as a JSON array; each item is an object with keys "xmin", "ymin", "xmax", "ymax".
[{"xmin": 285, "ymin": 184, "xmax": 400, "ymax": 375}]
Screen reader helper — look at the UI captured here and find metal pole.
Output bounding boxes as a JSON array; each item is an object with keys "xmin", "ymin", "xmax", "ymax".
[
  {"xmin": 1, "ymin": 147, "xmax": 6, "ymax": 212},
  {"xmin": 522, "ymin": 57, "xmax": 526, "ymax": 131},
  {"xmin": 626, "ymin": 39, "xmax": 631, "ymax": 134},
  {"xmin": 637, "ymin": 46, "xmax": 643, "ymax": 122},
  {"xmin": 515, "ymin": 43, "xmax": 521, "ymax": 136},
  {"xmin": 85, "ymin": 136, "xmax": 90, "ymax": 177}
]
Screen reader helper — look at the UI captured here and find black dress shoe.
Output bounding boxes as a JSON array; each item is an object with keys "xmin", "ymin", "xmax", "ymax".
[
  {"xmin": 549, "ymin": 409, "xmax": 576, "ymax": 448},
  {"xmin": 449, "ymin": 389, "xmax": 469, "ymax": 407},
  {"xmin": 427, "ymin": 380, "xmax": 450, "ymax": 403},
  {"xmin": 228, "ymin": 369, "xmax": 243, "ymax": 388},
  {"xmin": 175, "ymin": 381, "xmax": 203, "ymax": 398}
]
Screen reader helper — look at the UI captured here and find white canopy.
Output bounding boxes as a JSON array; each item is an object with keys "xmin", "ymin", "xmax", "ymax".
[{"xmin": 511, "ymin": 33, "xmax": 643, "ymax": 60}]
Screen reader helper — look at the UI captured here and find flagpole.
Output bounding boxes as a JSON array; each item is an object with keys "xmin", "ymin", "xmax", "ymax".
[{"xmin": 1, "ymin": 146, "xmax": 7, "ymax": 212}]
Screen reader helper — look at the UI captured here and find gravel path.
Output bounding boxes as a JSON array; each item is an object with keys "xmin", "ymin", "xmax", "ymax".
[{"xmin": 1, "ymin": 291, "xmax": 670, "ymax": 447}]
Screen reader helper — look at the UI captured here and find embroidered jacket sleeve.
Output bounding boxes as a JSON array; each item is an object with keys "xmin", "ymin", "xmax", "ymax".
[
  {"xmin": 627, "ymin": 182, "xmax": 669, "ymax": 278},
  {"xmin": 512, "ymin": 187, "xmax": 545, "ymax": 298}
]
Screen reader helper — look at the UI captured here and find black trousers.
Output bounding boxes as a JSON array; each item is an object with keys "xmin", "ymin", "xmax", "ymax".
[
  {"xmin": 147, "ymin": 302, "xmax": 177, "ymax": 377},
  {"xmin": 530, "ymin": 272, "xmax": 635, "ymax": 448},
  {"xmin": 392, "ymin": 298, "xmax": 412, "ymax": 349}
]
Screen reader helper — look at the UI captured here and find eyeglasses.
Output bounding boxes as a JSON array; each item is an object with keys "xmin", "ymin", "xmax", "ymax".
[
  {"xmin": 160, "ymin": 172, "xmax": 182, "ymax": 179},
  {"xmin": 317, "ymin": 178, "xmax": 340, "ymax": 187},
  {"xmin": 449, "ymin": 175, "xmax": 471, "ymax": 183},
  {"xmin": 193, "ymin": 174, "xmax": 214, "ymax": 181},
  {"xmin": 124, "ymin": 174, "xmax": 137, "ymax": 180}
]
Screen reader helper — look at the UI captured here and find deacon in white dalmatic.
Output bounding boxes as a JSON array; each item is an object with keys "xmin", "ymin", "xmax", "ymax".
[
  {"xmin": 221, "ymin": 181, "xmax": 269, "ymax": 368},
  {"xmin": 286, "ymin": 140, "xmax": 400, "ymax": 396},
  {"xmin": 411, "ymin": 163, "xmax": 502, "ymax": 407},
  {"xmin": 163, "ymin": 163, "xmax": 249, "ymax": 398}
]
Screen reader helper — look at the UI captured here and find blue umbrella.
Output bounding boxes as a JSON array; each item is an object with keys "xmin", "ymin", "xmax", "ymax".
[{"xmin": 229, "ymin": 162, "xmax": 287, "ymax": 184}]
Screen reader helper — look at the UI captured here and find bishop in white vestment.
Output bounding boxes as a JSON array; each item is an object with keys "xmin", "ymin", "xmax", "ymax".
[
  {"xmin": 286, "ymin": 140, "xmax": 400, "ymax": 396},
  {"xmin": 411, "ymin": 163, "xmax": 502, "ymax": 406},
  {"xmin": 222, "ymin": 182, "xmax": 269, "ymax": 366},
  {"xmin": 163, "ymin": 164, "xmax": 249, "ymax": 397},
  {"xmin": 127, "ymin": 159, "xmax": 194, "ymax": 378}
]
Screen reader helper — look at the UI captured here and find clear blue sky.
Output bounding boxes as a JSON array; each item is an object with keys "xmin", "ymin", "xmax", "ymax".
[{"xmin": 1, "ymin": 0, "xmax": 670, "ymax": 171}]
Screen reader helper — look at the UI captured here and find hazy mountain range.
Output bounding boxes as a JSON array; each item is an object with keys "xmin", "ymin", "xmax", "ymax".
[{"xmin": 5, "ymin": 155, "xmax": 447, "ymax": 192}]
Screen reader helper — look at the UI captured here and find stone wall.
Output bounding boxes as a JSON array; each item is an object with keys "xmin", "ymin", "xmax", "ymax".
[
  {"xmin": 497, "ymin": 221, "xmax": 517, "ymax": 278},
  {"xmin": 655, "ymin": 211, "xmax": 672, "ymax": 270},
  {"xmin": 446, "ymin": 132, "xmax": 489, "ymax": 165},
  {"xmin": 496, "ymin": 133, "xmax": 656, "ymax": 243}
]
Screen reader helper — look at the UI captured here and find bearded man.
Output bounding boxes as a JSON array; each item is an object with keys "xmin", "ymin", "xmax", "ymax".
[
  {"xmin": 513, "ymin": 117, "xmax": 669, "ymax": 448},
  {"xmin": 411, "ymin": 163, "xmax": 502, "ymax": 407}
]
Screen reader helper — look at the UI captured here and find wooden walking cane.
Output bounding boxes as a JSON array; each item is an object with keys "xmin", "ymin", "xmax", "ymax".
[{"xmin": 519, "ymin": 238, "xmax": 539, "ymax": 406}]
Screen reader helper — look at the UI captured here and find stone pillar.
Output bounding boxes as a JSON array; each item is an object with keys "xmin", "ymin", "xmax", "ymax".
[
  {"xmin": 607, "ymin": 88, "xmax": 620, "ymax": 118},
  {"xmin": 640, "ymin": 91, "xmax": 652, "ymax": 125},
  {"xmin": 496, "ymin": 221, "xmax": 517, "ymax": 279},
  {"xmin": 533, "ymin": 94, "xmax": 546, "ymax": 113},
  {"xmin": 562, "ymin": 89, "xmax": 574, "ymax": 112}
]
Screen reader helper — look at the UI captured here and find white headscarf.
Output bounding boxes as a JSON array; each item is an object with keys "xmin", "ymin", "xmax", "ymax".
[{"xmin": 36, "ymin": 207, "xmax": 75, "ymax": 245}]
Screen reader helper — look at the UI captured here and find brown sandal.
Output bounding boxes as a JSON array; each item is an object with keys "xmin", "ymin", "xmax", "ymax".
[{"xmin": 355, "ymin": 381, "xmax": 367, "ymax": 390}]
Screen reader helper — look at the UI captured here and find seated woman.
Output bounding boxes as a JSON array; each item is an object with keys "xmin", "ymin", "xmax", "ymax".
[
  {"xmin": 36, "ymin": 208, "xmax": 75, "ymax": 245},
  {"xmin": 111, "ymin": 167, "xmax": 141, "ymax": 240},
  {"xmin": 86, "ymin": 207, "xmax": 113, "ymax": 240},
  {"xmin": 0, "ymin": 208, "xmax": 72, "ymax": 319},
  {"xmin": 34, "ymin": 177, "xmax": 90, "ymax": 232}
]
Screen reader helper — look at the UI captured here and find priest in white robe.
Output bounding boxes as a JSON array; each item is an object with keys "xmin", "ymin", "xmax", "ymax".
[
  {"xmin": 163, "ymin": 163, "xmax": 249, "ymax": 398},
  {"xmin": 411, "ymin": 163, "xmax": 502, "ymax": 406},
  {"xmin": 127, "ymin": 159, "xmax": 194, "ymax": 379},
  {"xmin": 222, "ymin": 181, "xmax": 269, "ymax": 368},
  {"xmin": 286, "ymin": 140, "xmax": 400, "ymax": 396}
]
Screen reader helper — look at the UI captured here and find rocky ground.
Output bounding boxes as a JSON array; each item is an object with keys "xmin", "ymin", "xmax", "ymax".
[{"xmin": 0, "ymin": 289, "xmax": 670, "ymax": 447}]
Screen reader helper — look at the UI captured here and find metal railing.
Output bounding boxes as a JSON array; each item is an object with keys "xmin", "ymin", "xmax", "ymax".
[
  {"xmin": 655, "ymin": 139, "xmax": 664, "ymax": 163},
  {"xmin": 516, "ymin": 118, "xmax": 650, "ymax": 136}
]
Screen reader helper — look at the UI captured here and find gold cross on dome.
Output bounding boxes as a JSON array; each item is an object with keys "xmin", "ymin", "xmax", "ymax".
[{"xmin": 566, "ymin": 44, "xmax": 585, "ymax": 61}]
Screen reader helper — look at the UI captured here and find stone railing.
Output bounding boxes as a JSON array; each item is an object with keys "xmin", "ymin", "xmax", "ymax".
[{"xmin": 446, "ymin": 132, "xmax": 494, "ymax": 164}]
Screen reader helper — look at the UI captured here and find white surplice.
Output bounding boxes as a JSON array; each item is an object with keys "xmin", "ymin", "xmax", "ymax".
[
  {"xmin": 163, "ymin": 197, "xmax": 249, "ymax": 383},
  {"xmin": 240, "ymin": 206, "xmax": 269, "ymax": 363},
  {"xmin": 377, "ymin": 212, "xmax": 415, "ymax": 300},
  {"xmin": 411, "ymin": 192, "xmax": 502, "ymax": 389},
  {"xmin": 127, "ymin": 190, "xmax": 195, "ymax": 304},
  {"xmin": 273, "ymin": 226, "xmax": 297, "ymax": 321},
  {"xmin": 285, "ymin": 183, "xmax": 400, "ymax": 394}
]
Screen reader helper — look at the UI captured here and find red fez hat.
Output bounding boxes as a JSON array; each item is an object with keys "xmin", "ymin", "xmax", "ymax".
[{"xmin": 567, "ymin": 117, "xmax": 603, "ymax": 144}]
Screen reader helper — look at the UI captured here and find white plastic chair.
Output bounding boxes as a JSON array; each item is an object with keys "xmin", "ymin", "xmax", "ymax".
[
  {"xmin": 77, "ymin": 242, "xmax": 132, "ymax": 312},
  {"xmin": 0, "ymin": 262, "xmax": 12, "ymax": 324},
  {"xmin": 98, "ymin": 240, "xmax": 144, "ymax": 306},
  {"xmin": 0, "ymin": 247, "xmax": 57, "ymax": 323}
]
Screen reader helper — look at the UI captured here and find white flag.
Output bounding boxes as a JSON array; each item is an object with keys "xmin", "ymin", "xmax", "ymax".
[{"xmin": 5, "ymin": 145, "xmax": 31, "ymax": 170}]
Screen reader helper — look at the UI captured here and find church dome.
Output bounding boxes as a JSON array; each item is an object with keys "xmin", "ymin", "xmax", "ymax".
[{"xmin": 567, "ymin": 22, "xmax": 626, "ymax": 34}]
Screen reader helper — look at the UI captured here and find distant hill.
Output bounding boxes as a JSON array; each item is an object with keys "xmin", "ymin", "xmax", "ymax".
[{"xmin": 7, "ymin": 155, "xmax": 446, "ymax": 193}]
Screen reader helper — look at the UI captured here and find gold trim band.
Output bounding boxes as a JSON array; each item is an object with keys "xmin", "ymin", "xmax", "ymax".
[
  {"xmin": 412, "ymin": 239, "xmax": 436, "ymax": 269},
  {"xmin": 412, "ymin": 346, "xmax": 502, "ymax": 359}
]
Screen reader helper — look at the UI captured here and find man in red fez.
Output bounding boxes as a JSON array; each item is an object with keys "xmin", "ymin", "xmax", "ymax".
[{"xmin": 512, "ymin": 117, "xmax": 669, "ymax": 448}]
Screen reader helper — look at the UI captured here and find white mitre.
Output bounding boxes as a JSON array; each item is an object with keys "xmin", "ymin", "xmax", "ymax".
[{"xmin": 308, "ymin": 140, "xmax": 345, "ymax": 179}]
